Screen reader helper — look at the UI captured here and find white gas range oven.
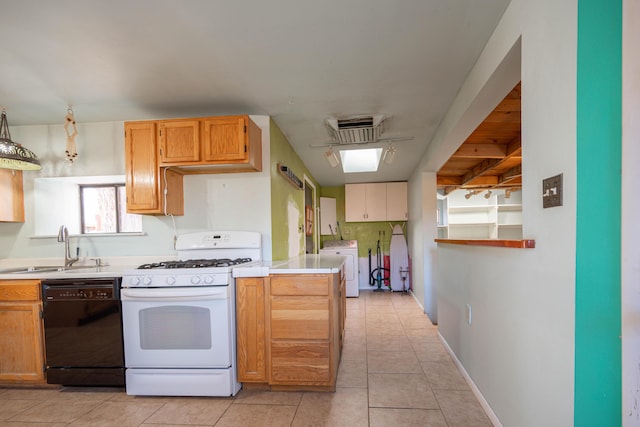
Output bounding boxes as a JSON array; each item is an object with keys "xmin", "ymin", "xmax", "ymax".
[{"xmin": 121, "ymin": 230, "xmax": 261, "ymax": 397}]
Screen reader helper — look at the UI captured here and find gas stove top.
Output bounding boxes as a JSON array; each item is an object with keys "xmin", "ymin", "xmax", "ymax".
[
  {"xmin": 137, "ymin": 258, "xmax": 253, "ymax": 270},
  {"xmin": 121, "ymin": 231, "xmax": 262, "ymax": 288}
]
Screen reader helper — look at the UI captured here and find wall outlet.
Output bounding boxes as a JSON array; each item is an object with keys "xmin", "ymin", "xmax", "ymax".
[{"xmin": 466, "ymin": 304, "xmax": 472, "ymax": 325}]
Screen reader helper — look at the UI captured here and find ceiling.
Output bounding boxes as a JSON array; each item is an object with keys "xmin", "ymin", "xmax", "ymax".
[
  {"xmin": 437, "ymin": 82, "xmax": 521, "ymax": 195},
  {"xmin": 0, "ymin": 0, "xmax": 511, "ymax": 187}
]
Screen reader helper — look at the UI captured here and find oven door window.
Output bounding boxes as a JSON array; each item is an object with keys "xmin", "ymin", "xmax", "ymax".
[{"xmin": 140, "ymin": 306, "xmax": 211, "ymax": 350}]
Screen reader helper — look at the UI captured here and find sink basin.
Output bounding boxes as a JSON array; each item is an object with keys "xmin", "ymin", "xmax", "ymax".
[{"xmin": 0, "ymin": 265, "xmax": 91, "ymax": 274}]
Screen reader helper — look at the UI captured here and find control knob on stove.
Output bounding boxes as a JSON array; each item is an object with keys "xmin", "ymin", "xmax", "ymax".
[
  {"xmin": 191, "ymin": 275, "xmax": 201, "ymax": 285},
  {"xmin": 166, "ymin": 276, "xmax": 176, "ymax": 285},
  {"xmin": 204, "ymin": 275, "xmax": 214, "ymax": 284},
  {"xmin": 143, "ymin": 276, "xmax": 153, "ymax": 286},
  {"xmin": 130, "ymin": 276, "xmax": 140, "ymax": 286}
]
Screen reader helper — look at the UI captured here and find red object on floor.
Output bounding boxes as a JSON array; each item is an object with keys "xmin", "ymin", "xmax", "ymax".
[{"xmin": 383, "ymin": 255, "xmax": 391, "ymax": 288}]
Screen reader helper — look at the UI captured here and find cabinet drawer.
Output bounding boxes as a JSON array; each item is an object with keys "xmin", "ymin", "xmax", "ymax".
[
  {"xmin": 270, "ymin": 296, "xmax": 329, "ymax": 339},
  {"xmin": 0, "ymin": 282, "xmax": 40, "ymax": 302},
  {"xmin": 270, "ymin": 276, "xmax": 329, "ymax": 296},
  {"xmin": 270, "ymin": 341, "xmax": 330, "ymax": 384}
]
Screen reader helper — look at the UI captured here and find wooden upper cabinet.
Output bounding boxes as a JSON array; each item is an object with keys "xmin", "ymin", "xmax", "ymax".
[
  {"xmin": 158, "ymin": 119, "xmax": 201, "ymax": 165},
  {"xmin": 0, "ymin": 169, "xmax": 25, "ymax": 222},
  {"xmin": 124, "ymin": 121, "xmax": 184, "ymax": 215},
  {"xmin": 202, "ymin": 116, "xmax": 249, "ymax": 162}
]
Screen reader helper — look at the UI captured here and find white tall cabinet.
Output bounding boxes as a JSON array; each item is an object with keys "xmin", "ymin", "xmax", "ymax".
[{"xmin": 345, "ymin": 182, "xmax": 407, "ymax": 222}]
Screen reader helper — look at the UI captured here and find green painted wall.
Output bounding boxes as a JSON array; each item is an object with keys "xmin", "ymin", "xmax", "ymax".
[
  {"xmin": 575, "ymin": 0, "xmax": 622, "ymax": 424},
  {"xmin": 320, "ymin": 186, "xmax": 407, "ymax": 260},
  {"xmin": 270, "ymin": 119, "xmax": 319, "ymax": 260}
]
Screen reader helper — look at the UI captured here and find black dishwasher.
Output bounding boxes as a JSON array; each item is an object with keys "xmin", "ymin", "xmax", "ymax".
[{"xmin": 42, "ymin": 277, "xmax": 125, "ymax": 386}]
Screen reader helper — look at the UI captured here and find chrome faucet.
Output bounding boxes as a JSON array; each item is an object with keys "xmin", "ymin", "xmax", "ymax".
[{"xmin": 57, "ymin": 225, "xmax": 79, "ymax": 267}]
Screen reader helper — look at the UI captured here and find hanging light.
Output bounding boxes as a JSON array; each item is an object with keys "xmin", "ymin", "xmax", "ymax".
[
  {"xmin": 383, "ymin": 143, "xmax": 397, "ymax": 164},
  {"xmin": 0, "ymin": 110, "xmax": 41, "ymax": 171},
  {"xmin": 325, "ymin": 147, "xmax": 340, "ymax": 168},
  {"xmin": 484, "ymin": 189, "xmax": 492, "ymax": 199}
]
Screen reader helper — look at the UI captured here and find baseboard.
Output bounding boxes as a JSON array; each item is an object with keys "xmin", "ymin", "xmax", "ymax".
[{"xmin": 438, "ymin": 332, "xmax": 503, "ymax": 427}]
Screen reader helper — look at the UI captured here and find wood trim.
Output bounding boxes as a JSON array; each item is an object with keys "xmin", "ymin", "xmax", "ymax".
[{"xmin": 434, "ymin": 239, "xmax": 535, "ymax": 249}]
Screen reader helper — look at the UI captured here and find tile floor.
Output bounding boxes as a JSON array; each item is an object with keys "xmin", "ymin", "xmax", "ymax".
[{"xmin": 0, "ymin": 290, "xmax": 493, "ymax": 426}]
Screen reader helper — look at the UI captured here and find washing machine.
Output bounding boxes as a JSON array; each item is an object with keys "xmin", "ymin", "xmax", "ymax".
[{"xmin": 320, "ymin": 240, "xmax": 359, "ymax": 297}]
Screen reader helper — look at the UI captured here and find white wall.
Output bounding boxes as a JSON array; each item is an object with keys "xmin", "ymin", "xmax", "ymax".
[
  {"xmin": 0, "ymin": 115, "xmax": 273, "ymax": 262},
  {"xmin": 408, "ymin": 0, "xmax": 577, "ymax": 425},
  {"xmin": 622, "ymin": 0, "xmax": 640, "ymax": 423},
  {"xmin": 407, "ymin": 172, "xmax": 437, "ymax": 321}
]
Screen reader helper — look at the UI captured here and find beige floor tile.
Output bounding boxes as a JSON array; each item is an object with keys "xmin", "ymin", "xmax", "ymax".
[
  {"xmin": 367, "ymin": 350, "xmax": 423, "ymax": 374},
  {"xmin": 366, "ymin": 321, "xmax": 406, "ymax": 336},
  {"xmin": 400, "ymin": 316, "xmax": 434, "ymax": 330},
  {"xmin": 143, "ymin": 397, "xmax": 232, "ymax": 425},
  {"xmin": 367, "ymin": 333, "xmax": 413, "ymax": 352},
  {"xmin": 369, "ymin": 407, "xmax": 449, "ymax": 427},
  {"xmin": 341, "ymin": 341, "xmax": 367, "ymax": 361},
  {"xmin": 214, "ymin": 403, "xmax": 297, "ymax": 427},
  {"xmin": 67, "ymin": 401, "xmax": 166, "ymax": 426},
  {"xmin": 434, "ymin": 389, "xmax": 493, "ymax": 427},
  {"xmin": 411, "ymin": 341, "xmax": 452, "ymax": 362},
  {"xmin": 0, "ymin": 399, "xmax": 41, "ymax": 421},
  {"xmin": 8, "ymin": 399, "xmax": 103, "ymax": 423},
  {"xmin": 344, "ymin": 327, "xmax": 367, "ymax": 340},
  {"xmin": 368, "ymin": 373, "xmax": 439, "ymax": 409},
  {"xmin": 0, "ymin": 422, "xmax": 67, "ymax": 427},
  {"xmin": 292, "ymin": 387, "xmax": 368, "ymax": 427},
  {"xmin": 405, "ymin": 327, "xmax": 441, "ymax": 337},
  {"xmin": 421, "ymin": 360, "xmax": 470, "ymax": 390},
  {"xmin": 345, "ymin": 314, "xmax": 366, "ymax": 329},
  {"xmin": 0, "ymin": 388, "xmax": 68, "ymax": 401},
  {"xmin": 336, "ymin": 358, "xmax": 368, "ymax": 387},
  {"xmin": 233, "ymin": 389, "xmax": 302, "ymax": 406}
]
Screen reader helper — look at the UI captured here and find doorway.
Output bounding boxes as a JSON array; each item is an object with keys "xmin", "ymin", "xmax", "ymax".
[{"xmin": 303, "ymin": 176, "xmax": 317, "ymax": 254}]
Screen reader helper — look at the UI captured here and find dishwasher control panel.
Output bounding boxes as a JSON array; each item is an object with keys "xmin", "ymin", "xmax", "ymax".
[
  {"xmin": 42, "ymin": 278, "xmax": 121, "ymax": 301},
  {"xmin": 44, "ymin": 287, "xmax": 116, "ymax": 300}
]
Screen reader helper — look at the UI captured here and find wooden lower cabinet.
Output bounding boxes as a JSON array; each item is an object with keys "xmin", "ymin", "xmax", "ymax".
[
  {"xmin": 236, "ymin": 271, "xmax": 345, "ymax": 391},
  {"xmin": 0, "ymin": 280, "xmax": 45, "ymax": 384},
  {"xmin": 236, "ymin": 277, "xmax": 267, "ymax": 382}
]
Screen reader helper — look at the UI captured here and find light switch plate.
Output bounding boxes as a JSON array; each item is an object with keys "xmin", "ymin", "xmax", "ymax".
[{"xmin": 542, "ymin": 174, "xmax": 563, "ymax": 208}]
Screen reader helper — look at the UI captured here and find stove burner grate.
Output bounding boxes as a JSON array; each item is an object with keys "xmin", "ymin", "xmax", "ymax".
[{"xmin": 137, "ymin": 258, "xmax": 253, "ymax": 270}]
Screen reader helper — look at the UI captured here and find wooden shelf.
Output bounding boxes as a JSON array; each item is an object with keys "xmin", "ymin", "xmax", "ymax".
[{"xmin": 434, "ymin": 239, "xmax": 535, "ymax": 249}]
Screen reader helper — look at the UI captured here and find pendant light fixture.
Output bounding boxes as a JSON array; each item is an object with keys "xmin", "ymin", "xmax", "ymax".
[{"xmin": 0, "ymin": 110, "xmax": 41, "ymax": 171}]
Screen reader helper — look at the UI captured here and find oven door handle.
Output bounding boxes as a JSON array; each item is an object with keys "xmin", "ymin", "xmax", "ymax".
[{"xmin": 121, "ymin": 287, "xmax": 229, "ymax": 301}]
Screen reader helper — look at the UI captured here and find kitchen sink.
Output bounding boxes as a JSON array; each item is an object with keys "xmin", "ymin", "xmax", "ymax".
[{"xmin": 0, "ymin": 265, "xmax": 92, "ymax": 274}]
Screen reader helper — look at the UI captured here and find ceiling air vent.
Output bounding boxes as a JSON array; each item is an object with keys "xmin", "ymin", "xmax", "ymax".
[{"xmin": 326, "ymin": 115, "xmax": 385, "ymax": 144}]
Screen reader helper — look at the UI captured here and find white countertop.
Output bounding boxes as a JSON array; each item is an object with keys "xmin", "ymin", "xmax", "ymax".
[
  {"xmin": 0, "ymin": 256, "xmax": 172, "ymax": 281},
  {"xmin": 0, "ymin": 254, "xmax": 346, "ymax": 281},
  {"xmin": 233, "ymin": 254, "xmax": 346, "ymax": 277}
]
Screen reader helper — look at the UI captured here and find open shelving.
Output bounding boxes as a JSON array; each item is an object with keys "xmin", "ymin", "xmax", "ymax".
[{"xmin": 437, "ymin": 189, "xmax": 522, "ymax": 240}]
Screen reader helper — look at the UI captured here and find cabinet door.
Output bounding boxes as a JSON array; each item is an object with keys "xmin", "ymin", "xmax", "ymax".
[
  {"xmin": 0, "ymin": 280, "xmax": 45, "ymax": 384},
  {"xmin": 158, "ymin": 119, "xmax": 200, "ymax": 164},
  {"xmin": 125, "ymin": 122, "xmax": 184, "ymax": 215},
  {"xmin": 0, "ymin": 169, "xmax": 24, "ymax": 222},
  {"xmin": 236, "ymin": 278, "xmax": 267, "ymax": 382},
  {"xmin": 386, "ymin": 182, "xmax": 408, "ymax": 221},
  {"xmin": 125, "ymin": 121, "xmax": 160, "ymax": 212},
  {"xmin": 0, "ymin": 302, "xmax": 45, "ymax": 383},
  {"xmin": 201, "ymin": 116, "xmax": 248, "ymax": 162},
  {"xmin": 365, "ymin": 183, "xmax": 387, "ymax": 221},
  {"xmin": 345, "ymin": 183, "xmax": 387, "ymax": 222},
  {"xmin": 345, "ymin": 184, "xmax": 367, "ymax": 221}
]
